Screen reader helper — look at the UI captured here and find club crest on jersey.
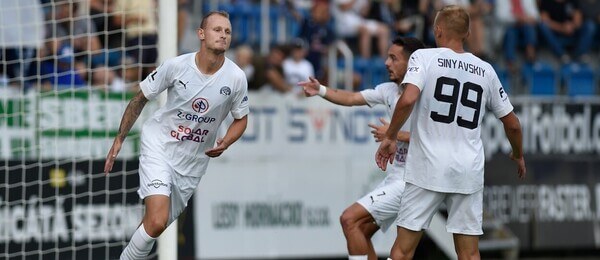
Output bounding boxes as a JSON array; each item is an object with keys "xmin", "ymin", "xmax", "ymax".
[
  {"xmin": 192, "ymin": 97, "xmax": 209, "ymax": 114},
  {"xmin": 220, "ymin": 86, "xmax": 231, "ymax": 96}
]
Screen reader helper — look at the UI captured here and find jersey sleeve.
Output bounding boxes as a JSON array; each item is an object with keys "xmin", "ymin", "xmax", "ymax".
[
  {"xmin": 139, "ymin": 59, "xmax": 175, "ymax": 100},
  {"xmin": 360, "ymin": 84, "xmax": 386, "ymax": 107},
  {"xmin": 230, "ymin": 73, "xmax": 249, "ymax": 119},
  {"xmin": 487, "ymin": 69, "xmax": 514, "ymax": 118},
  {"xmin": 401, "ymin": 50, "xmax": 427, "ymax": 91}
]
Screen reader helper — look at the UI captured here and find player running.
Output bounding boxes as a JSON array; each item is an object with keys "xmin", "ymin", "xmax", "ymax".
[
  {"xmin": 104, "ymin": 11, "xmax": 249, "ymax": 259},
  {"xmin": 376, "ymin": 5, "xmax": 526, "ymax": 260},
  {"xmin": 299, "ymin": 37, "xmax": 425, "ymax": 260}
]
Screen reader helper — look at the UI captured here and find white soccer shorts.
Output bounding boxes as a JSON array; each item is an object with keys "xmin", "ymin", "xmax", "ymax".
[
  {"xmin": 395, "ymin": 183, "xmax": 483, "ymax": 235},
  {"xmin": 138, "ymin": 153, "xmax": 203, "ymax": 224},
  {"xmin": 356, "ymin": 171, "xmax": 406, "ymax": 232}
]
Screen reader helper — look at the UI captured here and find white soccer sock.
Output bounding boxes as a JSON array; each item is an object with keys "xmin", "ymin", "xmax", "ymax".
[
  {"xmin": 120, "ymin": 224, "xmax": 156, "ymax": 260},
  {"xmin": 348, "ymin": 255, "xmax": 368, "ymax": 260}
]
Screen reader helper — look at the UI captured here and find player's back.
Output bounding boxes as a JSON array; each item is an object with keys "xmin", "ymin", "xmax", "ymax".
[{"xmin": 401, "ymin": 47, "xmax": 513, "ymax": 194}]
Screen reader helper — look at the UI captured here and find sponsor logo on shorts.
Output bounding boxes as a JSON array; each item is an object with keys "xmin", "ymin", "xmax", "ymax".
[
  {"xmin": 242, "ymin": 96, "xmax": 248, "ymax": 103},
  {"xmin": 220, "ymin": 86, "xmax": 231, "ymax": 96},
  {"xmin": 177, "ymin": 110, "xmax": 216, "ymax": 123},
  {"xmin": 192, "ymin": 97, "xmax": 209, "ymax": 114},
  {"xmin": 148, "ymin": 179, "xmax": 168, "ymax": 189}
]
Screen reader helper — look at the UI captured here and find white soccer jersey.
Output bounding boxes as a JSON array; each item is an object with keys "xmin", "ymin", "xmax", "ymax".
[
  {"xmin": 401, "ymin": 48, "xmax": 513, "ymax": 194},
  {"xmin": 361, "ymin": 82, "xmax": 412, "ymax": 176},
  {"xmin": 139, "ymin": 53, "xmax": 249, "ymax": 177},
  {"xmin": 282, "ymin": 58, "xmax": 314, "ymax": 94}
]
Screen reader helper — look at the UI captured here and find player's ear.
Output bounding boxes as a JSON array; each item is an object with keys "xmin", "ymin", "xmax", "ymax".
[
  {"xmin": 434, "ymin": 25, "xmax": 441, "ymax": 39},
  {"xmin": 197, "ymin": 28, "xmax": 205, "ymax": 40}
]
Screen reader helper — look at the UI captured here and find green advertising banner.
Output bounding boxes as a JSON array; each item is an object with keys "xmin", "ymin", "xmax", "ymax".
[{"xmin": 0, "ymin": 90, "xmax": 154, "ymax": 160}]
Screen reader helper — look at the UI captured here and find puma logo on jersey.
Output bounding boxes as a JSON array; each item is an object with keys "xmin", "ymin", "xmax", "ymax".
[{"xmin": 178, "ymin": 80, "xmax": 189, "ymax": 89}]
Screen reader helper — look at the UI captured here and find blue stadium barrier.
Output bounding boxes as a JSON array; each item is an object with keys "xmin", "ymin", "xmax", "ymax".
[
  {"xmin": 561, "ymin": 63, "xmax": 596, "ymax": 96},
  {"xmin": 369, "ymin": 57, "xmax": 387, "ymax": 87},
  {"xmin": 353, "ymin": 57, "xmax": 371, "ymax": 90},
  {"xmin": 521, "ymin": 61, "xmax": 558, "ymax": 96},
  {"xmin": 203, "ymin": 3, "xmax": 298, "ymax": 47},
  {"xmin": 492, "ymin": 64, "xmax": 511, "ymax": 94}
]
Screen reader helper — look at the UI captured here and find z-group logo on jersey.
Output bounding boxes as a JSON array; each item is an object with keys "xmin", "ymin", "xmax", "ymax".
[
  {"xmin": 220, "ymin": 86, "xmax": 231, "ymax": 96},
  {"xmin": 192, "ymin": 97, "xmax": 209, "ymax": 114},
  {"xmin": 148, "ymin": 179, "xmax": 168, "ymax": 189},
  {"xmin": 177, "ymin": 110, "xmax": 216, "ymax": 123}
]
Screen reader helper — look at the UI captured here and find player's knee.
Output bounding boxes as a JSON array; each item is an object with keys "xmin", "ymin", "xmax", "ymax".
[
  {"xmin": 390, "ymin": 248, "xmax": 413, "ymax": 260},
  {"xmin": 455, "ymin": 249, "xmax": 480, "ymax": 260},
  {"xmin": 143, "ymin": 216, "xmax": 168, "ymax": 238},
  {"xmin": 339, "ymin": 210, "xmax": 358, "ymax": 232}
]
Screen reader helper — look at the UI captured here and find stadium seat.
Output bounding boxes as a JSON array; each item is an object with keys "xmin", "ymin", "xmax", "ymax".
[
  {"xmin": 561, "ymin": 63, "xmax": 596, "ymax": 96},
  {"xmin": 521, "ymin": 61, "xmax": 558, "ymax": 96}
]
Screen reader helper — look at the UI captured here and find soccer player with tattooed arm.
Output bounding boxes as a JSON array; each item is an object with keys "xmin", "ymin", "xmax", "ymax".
[
  {"xmin": 375, "ymin": 6, "xmax": 526, "ymax": 260},
  {"xmin": 103, "ymin": 11, "xmax": 249, "ymax": 259}
]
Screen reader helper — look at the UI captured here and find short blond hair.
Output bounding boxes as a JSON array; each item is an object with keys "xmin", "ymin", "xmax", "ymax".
[{"xmin": 434, "ymin": 5, "xmax": 470, "ymax": 40}]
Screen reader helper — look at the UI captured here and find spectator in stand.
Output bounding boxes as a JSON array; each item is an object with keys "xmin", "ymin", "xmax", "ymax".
[
  {"xmin": 576, "ymin": 0, "xmax": 600, "ymax": 61},
  {"xmin": 297, "ymin": 0, "xmax": 335, "ymax": 79},
  {"xmin": 120, "ymin": 56, "xmax": 141, "ymax": 92},
  {"xmin": 264, "ymin": 45, "xmax": 293, "ymax": 93},
  {"xmin": 38, "ymin": 42, "xmax": 86, "ymax": 91},
  {"xmin": 234, "ymin": 45, "xmax": 259, "ymax": 90},
  {"xmin": 332, "ymin": 0, "xmax": 390, "ymax": 58},
  {"xmin": 47, "ymin": 0, "xmax": 103, "ymax": 62},
  {"xmin": 35, "ymin": 0, "xmax": 100, "ymax": 90},
  {"xmin": 387, "ymin": 0, "xmax": 428, "ymax": 38},
  {"xmin": 435, "ymin": 0, "xmax": 491, "ymax": 59},
  {"xmin": 113, "ymin": 0, "xmax": 158, "ymax": 80},
  {"xmin": 495, "ymin": 0, "xmax": 539, "ymax": 71},
  {"xmin": 92, "ymin": 66, "xmax": 128, "ymax": 92},
  {"xmin": 0, "ymin": 0, "xmax": 45, "ymax": 89},
  {"xmin": 538, "ymin": 0, "xmax": 592, "ymax": 63},
  {"xmin": 89, "ymin": 0, "xmax": 122, "ymax": 49},
  {"xmin": 283, "ymin": 39, "xmax": 315, "ymax": 96}
]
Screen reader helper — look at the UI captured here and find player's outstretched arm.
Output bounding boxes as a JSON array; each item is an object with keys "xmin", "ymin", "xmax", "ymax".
[
  {"xmin": 299, "ymin": 77, "xmax": 367, "ymax": 106},
  {"xmin": 499, "ymin": 111, "xmax": 526, "ymax": 179},
  {"xmin": 104, "ymin": 89, "xmax": 148, "ymax": 174},
  {"xmin": 368, "ymin": 117, "xmax": 410, "ymax": 142},
  {"xmin": 205, "ymin": 115, "xmax": 248, "ymax": 158}
]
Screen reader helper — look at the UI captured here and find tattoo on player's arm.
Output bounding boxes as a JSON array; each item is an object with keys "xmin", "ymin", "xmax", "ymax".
[{"xmin": 117, "ymin": 91, "xmax": 148, "ymax": 142}]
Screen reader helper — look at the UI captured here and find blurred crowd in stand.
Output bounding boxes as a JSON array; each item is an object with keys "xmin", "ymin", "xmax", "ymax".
[{"xmin": 1, "ymin": 0, "xmax": 599, "ymax": 96}]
